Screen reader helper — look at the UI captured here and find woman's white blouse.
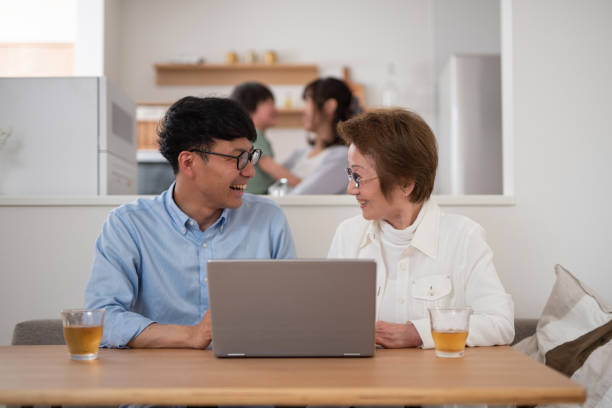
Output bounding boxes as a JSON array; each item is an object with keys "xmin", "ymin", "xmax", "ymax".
[{"xmin": 327, "ymin": 199, "xmax": 515, "ymax": 349}]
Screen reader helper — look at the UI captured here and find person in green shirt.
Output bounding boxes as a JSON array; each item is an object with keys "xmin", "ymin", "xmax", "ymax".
[{"xmin": 231, "ymin": 82, "xmax": 301, "ymax": 194}]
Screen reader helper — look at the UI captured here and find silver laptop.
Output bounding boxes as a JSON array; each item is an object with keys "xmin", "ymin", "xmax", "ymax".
[{"xmin": 207, "ymin": 259, "xmax": 376, "ymax": 357}]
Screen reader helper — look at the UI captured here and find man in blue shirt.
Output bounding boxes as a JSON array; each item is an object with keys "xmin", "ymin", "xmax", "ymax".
[{"xmin": 85, "ymin": 97, "xmax": 296, "ymax": 349}]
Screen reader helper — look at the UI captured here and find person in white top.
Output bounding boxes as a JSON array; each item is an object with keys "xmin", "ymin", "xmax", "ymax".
[
  {"xmin": 281, "ymin": 77, "xmax": 360, "ymax": 194},
  {"xmin": 328, "ymin": 109, "xmax": 514, "ymax": 349}
]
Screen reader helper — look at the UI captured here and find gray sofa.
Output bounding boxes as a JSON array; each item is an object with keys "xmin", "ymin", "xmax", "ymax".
[
  {"xmin": 12, "ymin": 318, "xmax": 539, "ymax": 346},
  {"xmin": 512, "ymin": 318, "xmax": 538, "ymax": 345}
]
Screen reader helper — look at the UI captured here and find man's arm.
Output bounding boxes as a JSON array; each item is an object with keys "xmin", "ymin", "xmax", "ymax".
[
  {"xmin": 85, "ymin": 211, "xmax": 210, "ymax": 349},
  {"xmin": 268, "ymin": 205, "xmax": 297, "ymax": 259},
  {"xmin": 128, "ymin": 310, "xmax": 211, "ymax": 349}
]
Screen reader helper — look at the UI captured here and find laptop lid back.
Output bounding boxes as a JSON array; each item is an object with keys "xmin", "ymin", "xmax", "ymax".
[{"xmin": 207, "ymin": 259, "xmax": 376, "ymax": 357}]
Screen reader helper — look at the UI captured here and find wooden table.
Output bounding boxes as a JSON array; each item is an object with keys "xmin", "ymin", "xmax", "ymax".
[{"xmin": 0, "ymin": 345, "xmax": 585, "ymax": 406}]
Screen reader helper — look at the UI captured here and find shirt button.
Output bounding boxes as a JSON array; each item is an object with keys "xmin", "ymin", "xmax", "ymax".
[
  {"xmin": 202, "ymin": 243, "xmax": 207, "ymax": 248},
  {"xmin": 204, "ymin": 278, "xmax": 208, "ymax": 283},
  {"xmin": 190, "ymin": 220, "xmax": 195, "ymax": 226},
  {"xmin": 399, "ymin": 298, "xmax": 405, "ymax": 304}
]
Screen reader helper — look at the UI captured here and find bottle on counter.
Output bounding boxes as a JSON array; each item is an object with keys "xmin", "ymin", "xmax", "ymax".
[{"xmin": 381, "ymin": 62, "xmax": 400, "ymax": 107}]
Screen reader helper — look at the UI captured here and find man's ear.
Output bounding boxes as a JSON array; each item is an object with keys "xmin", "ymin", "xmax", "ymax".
[
  {"xmin": 177, "ymin": 151, "xmax": 197, "ymax": 178},
  {"xmin": 323, "ymin": 98, "xmax": 338, "ymax": 118}
]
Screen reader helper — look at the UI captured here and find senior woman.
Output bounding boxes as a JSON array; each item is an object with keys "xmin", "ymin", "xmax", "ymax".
[{"xmin": 328, "ymin": 109, "xmax": 514, "ymax": 349}]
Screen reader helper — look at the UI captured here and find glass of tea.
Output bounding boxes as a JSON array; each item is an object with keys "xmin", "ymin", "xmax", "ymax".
[
  {"xmin": 61, "ymin": 309, "xmax": 105, "ymax": 360},
  {"xmin": 428, "ymin": 307, "xmax": 472, "ymax": 358}
]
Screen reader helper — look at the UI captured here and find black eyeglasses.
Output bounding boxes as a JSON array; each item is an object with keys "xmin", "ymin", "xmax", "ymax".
[
  {"xmin": 189, "ymin": 149, "xmax": 262, "ymax": 170},
  {"xmin": 346, "ymin": 167, "xmax": 378, "ymax": 188}
]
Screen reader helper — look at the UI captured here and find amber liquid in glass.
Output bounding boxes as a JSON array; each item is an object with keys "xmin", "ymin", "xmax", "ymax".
[
  {"xmin": 432, "ymin": 330, "xmax": 468, "ymax": 353},
  {"xmin": 63, "ymin": 325, "xmax": 103, "ymax": 356}
]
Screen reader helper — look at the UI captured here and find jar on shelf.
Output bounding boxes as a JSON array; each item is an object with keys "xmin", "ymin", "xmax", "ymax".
[
  {"xmin": 245, "ymin": 50, "xmax": 257, "ymax": 64},
  {"xmin": 225, "ymin": 51, "xmax": 238, "ymax": 64},
  {"xmin": 263, "ymin": 50, "xmax": 277, "ymax": 65}
]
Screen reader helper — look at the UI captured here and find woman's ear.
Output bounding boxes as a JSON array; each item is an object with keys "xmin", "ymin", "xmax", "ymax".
[
  {"xmin": 401, "ymin": 180, "xmax": 415, "ymax": 199},
  {"xmin": 323, "ymin": 98, "xmax": 338, "ymax": 118}
]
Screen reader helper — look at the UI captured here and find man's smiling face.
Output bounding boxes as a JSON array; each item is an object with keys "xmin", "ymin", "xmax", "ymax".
[{"xmin": 191, "ymin": 137, "xmax": 256, "ymax": 210}]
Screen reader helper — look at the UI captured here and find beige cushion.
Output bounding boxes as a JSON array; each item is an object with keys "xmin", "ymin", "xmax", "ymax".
[{"xmin": 514, "ymin": 264, "xmax": 612, "ymax": 408}]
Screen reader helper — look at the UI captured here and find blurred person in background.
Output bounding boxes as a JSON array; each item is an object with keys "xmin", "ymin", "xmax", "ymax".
[
  {"xmin": 231, "ymin": 82, "xmax": 301, "ymax": 194},
  {"xmin": 282, "ymin": 77, "xmax": 359, "ymax": 194}
]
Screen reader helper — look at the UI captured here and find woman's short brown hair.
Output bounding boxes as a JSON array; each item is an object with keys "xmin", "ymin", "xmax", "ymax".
[{"xmin": 337, "ymin": 109, "xmax": 438, "ymax": 203}]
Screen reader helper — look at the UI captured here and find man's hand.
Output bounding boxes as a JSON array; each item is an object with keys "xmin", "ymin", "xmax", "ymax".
[
  {"xmin": 375, "ymin": 321, "xmax": 423, "ymax": 348},
  {"xmin": 128, "ymin": 309, "xmax": 212, "ymax": 349},
  {"xmin": 188, "ymin": 309, "xmax": 212, "ymax": 349}
]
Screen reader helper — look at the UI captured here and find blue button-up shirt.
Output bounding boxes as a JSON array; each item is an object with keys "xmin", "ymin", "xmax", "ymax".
[{"xmin": 85, "ymin": 183, "xmax": 296, "ymax": 347}]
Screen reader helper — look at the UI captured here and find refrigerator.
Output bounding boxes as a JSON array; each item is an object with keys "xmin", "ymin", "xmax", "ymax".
[
  {"xmin": 0, "ymin": 77, "xmax": 137, "ymax": 195},
  {"xmin": 435, "ymin": 54, "xmax": 503, "ymax": 195}
]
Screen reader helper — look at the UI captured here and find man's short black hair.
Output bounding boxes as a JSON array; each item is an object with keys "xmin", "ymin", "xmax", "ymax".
[
  {"xmin": 230, "ymin": 82, "xmax": 275, "ymax": 114},
  {"xmin": 158, "ymin": 96, "xmax": 257, "ymax": 173}
]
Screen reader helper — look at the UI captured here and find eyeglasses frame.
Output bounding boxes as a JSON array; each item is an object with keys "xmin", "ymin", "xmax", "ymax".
[
  {"xmin": 345, "ymin": 167, "xmax": 378, "ymax": 189},
  {"xmin": 189, "ymin": 148, "xmax": 262, "ymax": 170}
]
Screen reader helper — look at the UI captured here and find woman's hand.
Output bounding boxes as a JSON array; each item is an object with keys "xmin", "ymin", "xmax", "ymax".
[{"xmin": 375, "ymin": 321, "xmax": 423, "ymax": 348}]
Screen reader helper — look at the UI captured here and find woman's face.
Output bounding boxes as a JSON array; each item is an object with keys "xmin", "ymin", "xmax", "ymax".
[
  {"xmin": 347, "ymin": 144, "xmax": 407, "ymax": 222},
  {"xmin": 302, "ymin": 96, "xmax": 321, "ymax": 132}
]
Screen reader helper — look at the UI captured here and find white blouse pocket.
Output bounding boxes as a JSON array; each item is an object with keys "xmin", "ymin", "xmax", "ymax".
[{"xmin": 411, "ymin": 274, "xmax": 452, "ymax": 311}]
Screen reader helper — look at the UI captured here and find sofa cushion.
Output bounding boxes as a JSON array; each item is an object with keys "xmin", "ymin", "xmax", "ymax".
[
  {"xmin": 12, "ymin": 319, "xmax": 65, "ymax": 345},
  {"xmin": 514, "ymin": 264, "xmax": 612, "ymax": 407}
]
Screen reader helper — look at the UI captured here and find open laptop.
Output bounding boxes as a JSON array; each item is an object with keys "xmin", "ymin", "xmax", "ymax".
[{"xmin": 207, "ymin": 259, "xmax": 376, "ymax": 357}]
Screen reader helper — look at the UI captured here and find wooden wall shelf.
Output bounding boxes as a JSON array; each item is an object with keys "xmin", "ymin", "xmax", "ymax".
[
  {"xmin": 274, "ymin": 108, "xmax": 303, "ymax": 128},
  {"xmin": 154, "ymin": 63, "xmax": 318, "ymax": 86},
  {"xmin": 137, "ymin": 104, "xmax": 304, "ymax": 151}
]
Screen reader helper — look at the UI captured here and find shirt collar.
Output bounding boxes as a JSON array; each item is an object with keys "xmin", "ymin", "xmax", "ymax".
[
  {"xmin": 165, "ymin": 182, "xmax": 190, "ymax": 234},
  {"xmin": 359, "ymin": 199, "xmax": 440, "ymax": 259},
  {"xmin": 360, "ymin": 220, "xmax": 381, "ymax": 249},
  {"xmin": 411, "ymin": 199, "xmax": 440, "ymax": 259},
  {"xmin": 164, "ymin": 182, "xmax": 228, "ymax": 235}
]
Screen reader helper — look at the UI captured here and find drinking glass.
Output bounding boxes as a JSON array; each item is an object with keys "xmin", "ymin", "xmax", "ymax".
[
  {"xmin": 61, "ymin": 309, "xmax": 105, "ymax": 360},
  {"xmin": 428, "ymin": 307, "xmax": 471, "ymax": 358}
]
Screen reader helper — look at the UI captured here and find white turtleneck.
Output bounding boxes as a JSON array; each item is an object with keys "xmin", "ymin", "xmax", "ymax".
[{"xmin": 378, "ymin": 205, "xmax": 426, "ymax": 323}]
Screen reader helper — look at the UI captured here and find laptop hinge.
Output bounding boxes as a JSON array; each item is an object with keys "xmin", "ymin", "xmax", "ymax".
[
  {"xmin": 227, "ymin": 353, "xmax": 246, "ymax": 357},
  {"xmin": 343, "ymin": 352, "xmax": 361, "ymax": 356}
]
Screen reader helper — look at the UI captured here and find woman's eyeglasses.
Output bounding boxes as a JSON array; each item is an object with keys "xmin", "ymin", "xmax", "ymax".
[
  {"xmin": 346, "ymin": 167, "xmax": 378, "ymax": 188},
  {"xmin": 190, "ymin": 149, "xmax": 262, "ymax": 170}
]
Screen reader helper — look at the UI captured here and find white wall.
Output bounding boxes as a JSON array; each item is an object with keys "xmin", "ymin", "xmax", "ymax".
[
  {"xmin": 504, "ymin": 0, "xmax": 612, "ymax": 310},
  {"xmin": 115, "ymin": 0, "xmax": 435, "ymax": 122},
  {"xmin": 103, "ymin": 0, "xmax": 123, "ymax": 86},
  {"xmin": 74, "ymin": 0, "xmax": 104, "ymax": 76},
  {"xmin": 432, "ymin": 0, "xmax": 500, "ymax": 79},
  {"xmin": 0, "ymin": 0, "xmax": 76, "ymax": 43}
]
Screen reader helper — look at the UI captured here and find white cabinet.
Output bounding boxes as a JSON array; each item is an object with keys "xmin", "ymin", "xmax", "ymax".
[{"xmin": 0, "ymin": 77, "xmax": 137, "ymax": 195}]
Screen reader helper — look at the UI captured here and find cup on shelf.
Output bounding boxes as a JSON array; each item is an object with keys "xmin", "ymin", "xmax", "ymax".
[
  {"xmin": 263, "ymin": 50, "xmax": 277, "ymax": 65},
  {"xmin": 226, "ymin": 51, "xmax": 238, "ymax": 64},
  {"xmin": 245, "ymin": 50, "xmax": 257, "ymax": 64}
]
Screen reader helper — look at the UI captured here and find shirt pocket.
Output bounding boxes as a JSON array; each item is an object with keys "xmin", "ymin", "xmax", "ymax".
[{"xmin": 411, "ymin": 274, "xmax": 453, "ymax": 315}]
